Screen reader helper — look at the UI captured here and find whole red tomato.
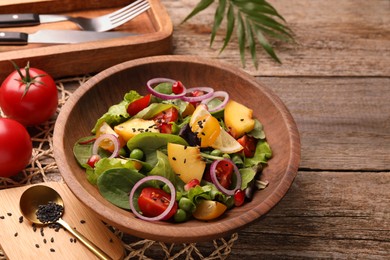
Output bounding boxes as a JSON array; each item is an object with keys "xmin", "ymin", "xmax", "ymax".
[
  {"xmin": 0, "ymin": 62, "xmax": 58, "ymax": 126},
  {"xmin": 0, "ymin": 118, "xmax": 32, "ymax": 177}
]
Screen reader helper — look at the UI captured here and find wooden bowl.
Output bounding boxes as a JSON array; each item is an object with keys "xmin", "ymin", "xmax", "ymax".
[{"xmin": 53, "ymin": 55, "xmax": 300, "ymax": 243}]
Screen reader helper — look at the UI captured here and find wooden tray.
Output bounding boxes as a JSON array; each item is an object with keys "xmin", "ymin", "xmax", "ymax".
[
  {"xmin": 0, "ymin": 182, "xmax": 125, "ymax": 259},
  {"xmin": 0, "ymin": 0, "xmax": 173, "ymax": 79}
]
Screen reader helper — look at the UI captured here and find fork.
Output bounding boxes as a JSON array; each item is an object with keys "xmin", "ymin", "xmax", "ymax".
[{"xmin": 0, "ymin": 0, "xmax": 150, "ymax": 32}]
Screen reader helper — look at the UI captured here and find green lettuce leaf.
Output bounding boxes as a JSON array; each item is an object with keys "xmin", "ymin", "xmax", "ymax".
[
  {"xmin": 97, "ymin": 168, "xmax": 145, "ymax": 209},
  {"xmin": 87, "ymin": 157, "xmax": 142, "ymax": 185},
  {"xmin": 91, "ymin": 90, "xmax": 142, "ymax": 133},
  {"xmin": 244, "ymin": 140, "xmax": 272, "ymax": 167}
]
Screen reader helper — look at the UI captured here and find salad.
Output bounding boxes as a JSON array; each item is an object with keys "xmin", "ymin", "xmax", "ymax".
[{"xmin": 73, "ymin": 78, "xmax": 272, "ymax": 222}]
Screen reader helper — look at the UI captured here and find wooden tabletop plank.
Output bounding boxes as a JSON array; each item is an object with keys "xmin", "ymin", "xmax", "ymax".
[
  {"xmin": 196, "ymin": 171, "xmax": 390, "ymax": 259},
  {"xmin": 258, "ymin": 77, "xmax": 390, "ymax": 171},
  {"xmin": 1, "ymin": 0, "xmax": 389, "ymax": 258},
  {"xmin": 163, "ymin": 0, "xmax": 390, "ymax": 76}
]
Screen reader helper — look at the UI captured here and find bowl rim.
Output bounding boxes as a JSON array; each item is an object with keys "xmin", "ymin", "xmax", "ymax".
[{"xmin": 53, "ymin": 55, "xmax": 301, "ymax": 243}]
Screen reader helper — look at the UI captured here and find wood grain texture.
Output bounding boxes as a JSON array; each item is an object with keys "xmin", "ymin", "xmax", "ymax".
[
  {"xmin": 1, "ymin": 0, "xmax": 389, "ymax": 258},
  {"xmin": 0, "ymin": 0, "xmax": 133, "ymax": 13},
  {"xmin": 0, "ymin": 182, "xmax": 124, "ymax": 259},
  {"xmin": 0, "ymin": 0, "xmax": 173, "ymax": 79},
  {"xmin": 229, "ymin": 171, "xmax": 390, "ymax": 259},
  {"xmin": 258, "ymin": 77, "xmax": 390, "ymax": 171},
  {"xmin": 53, "ymin": 55, "xmax": 301, "ymax": 243},
  {"xmin": 155, "ymin": 0, "xmax": 390, "ymax": 258},
  {"xmin": 162, "ymin": 0, "xmax": 390, "ymax": 77}
]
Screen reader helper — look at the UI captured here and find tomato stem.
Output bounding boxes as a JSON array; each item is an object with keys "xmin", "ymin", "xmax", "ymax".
[{"xmin": 9, "ymin": 60, "xmax": 47, "ymax": 98}]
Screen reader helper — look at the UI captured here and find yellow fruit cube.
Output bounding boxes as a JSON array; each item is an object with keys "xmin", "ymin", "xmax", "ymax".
[
  {"xmin": 224, "ymin": 100, "xmax": 255, "ymax": 138},
  {"xmin": 114, "ymin": 118, "xmax": 159, "ymax": 142},
  {"xmin": 167, "ymin": 143, "xmax": 206, "ymax": 183}
]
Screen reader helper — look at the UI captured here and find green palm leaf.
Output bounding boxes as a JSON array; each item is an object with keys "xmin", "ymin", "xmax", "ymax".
[
  {"xmin": 183, "ymin": 0, "xmax": 294, "ymax": 68},
  {"xmin": 182, "ymin": 0, "xmax": 214, "ymax": 24},
  {"xmin": 220, "ymin": 4, "xmax": 235, "ymax": 53},
  {"xmin": 210, "ymin": 0, "xmax": 227, "ymax": 45}
]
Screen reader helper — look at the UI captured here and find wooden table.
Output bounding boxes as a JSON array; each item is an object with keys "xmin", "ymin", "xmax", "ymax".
[
  {"xmin": 160, "ymin": 0, "xmax": 389, "ymax": 258},
  {"xmin": 1, "ymin": 0, "xmax": 388, "ymax": 259}
]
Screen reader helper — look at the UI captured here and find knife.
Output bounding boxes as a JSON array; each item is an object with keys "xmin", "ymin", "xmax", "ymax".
[
  {"xmin": 0, "ymin": 30, "xmax": 134, "ymax": 45},
  {"xmin": 0, "ymin": 14, "xmax": 67, "ymax": 27}
]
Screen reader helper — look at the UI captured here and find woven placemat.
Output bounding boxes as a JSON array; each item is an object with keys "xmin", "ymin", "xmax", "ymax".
[{"xmin": 0, "ymin": 77, "xmax": 238, "ymax": 259}]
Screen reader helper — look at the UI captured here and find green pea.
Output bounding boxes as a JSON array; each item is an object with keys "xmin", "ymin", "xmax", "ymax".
[
  {"xmin": 129, "ymin": 148, "xmax": 144, "ymax": 160},
  {"xmin": 222, "ymin": 153, "xmax": 231, "ymax": 159},
  {"xmin": 174, "ymin": 209, "xmax": 187, "ymax": 223},
  {"xmin": 178, "ymin": 197, "xmax": 195, "ymax": 213},
  {"xmin": 210, "ymin": 149, "xmax": 223, "ymax": 157}
]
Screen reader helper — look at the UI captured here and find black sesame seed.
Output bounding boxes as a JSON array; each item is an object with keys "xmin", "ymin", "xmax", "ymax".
[
  {"xmin": 70, "ymin": 238, "xmax": 73, "ymax": 243},
  {"xmin": 14, "ymin": 232, "xmax": 18, "ymax": 237},
  {"xmin": 50, "ymin": 248, "xmax": 55, "ymax": 252},
  {"xmin": 7, "ymin": 213, "xmax": 12, "ymax": 216},
  {"xmin": 36, "ymin": 201, "xmax": 64, "ymax": 224},
  {"xmin": 43, "ymin": 238, "xmax": 47, "ymax": 244},
  {"xmin": 172, "ymin": 157, "xmax": 176, "ymax": 161},
  {"xmin": 80, "ymin": 220, "xmax": 86, "ymax": 224},
  {"xmin": 184, "ymin": 158, "xmax": 187, "ymax": 164},
  {"xmin": 109, "ymin": 238, "xmax": 113, "ymax": 243},
  {"xmin": 51, "ymin": 237, "xmax": 54, "ymax": 243},
  {"xmin": 74, "ymin": 238, "xmax": 77, "ymax": 243},
  {"xmin": 35, "ymin": 244, "xmax": 40, "ymax": 248},
  {"xmin": 19, "ymin": 216, "xmax": 23, "ymax": 223},
  {"xmin": 0, "ymin": 216, "xmax": 4, "ymax": 219}
]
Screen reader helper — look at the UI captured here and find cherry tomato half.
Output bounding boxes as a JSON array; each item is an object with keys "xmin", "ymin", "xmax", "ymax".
[
  {"xmin": 237, "ymin": 135, "xmax": 258, "ymax": 157},
  {"xmin": 0, "ymin": 118, "xmax": 32, "ymax": 177},
  {"xmin": 0, "ymin": 63, "xmax": 58, "ymax": 126},
  {"xmin": 137, "ymin": 187, "xmax": 178, "ymax": 220},
  {"xmin": 215, "ymin": 159, "xmax": 233, "ymax": 189},
  {"xmin": 152, "ymin": 107, "xmax": 179, "ymax": 134},
  {"xmin": 127, "ymin": 94, "xmax": 151, "ymax": 116}
]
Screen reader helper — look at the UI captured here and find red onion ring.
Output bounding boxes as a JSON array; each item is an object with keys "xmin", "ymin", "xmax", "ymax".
[
  {"xmin": 200, "ymin": 91, "xmax": 229, "ymax": 113},
  {"xmin": 146, "ymin": 78, "xmax": 187, "ymax": 100},
  {"xmin": 129, "ymin": 176, "xmax": 176, "ymax": 221},
  {"xmin": 92, "ymin": 134, "xmax": 120, "ymax": 158},
  {"xmin": 209, "ymin": 159, "xmax": 242, "ymax": 196},
  {"xmin": 181, "ymin": 87, "xmax": 214, "ymax": 102}
]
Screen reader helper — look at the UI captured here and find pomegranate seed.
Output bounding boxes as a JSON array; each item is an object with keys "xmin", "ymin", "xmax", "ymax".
[
  {"xmin": 234, "ymin": 189, "xmax": 245, "ymax": 207},
  {"xmin": 172, "ymin": 81, "xmax": 184, "ymax": 94},
  {"xmin": 87, "ymin": 154, "xmax": 101, "ymax": 168}
]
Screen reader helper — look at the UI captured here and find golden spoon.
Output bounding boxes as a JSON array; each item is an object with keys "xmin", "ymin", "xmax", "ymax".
[{"xmin": 19, "ymin": 185, "xmax": 112, "ymax": 260}]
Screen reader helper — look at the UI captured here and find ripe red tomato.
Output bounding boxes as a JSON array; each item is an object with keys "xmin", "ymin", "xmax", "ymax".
[
  {"xmin": 127, "ymin": 94, "xmax": 151, "ymax": 116},
  {"xmin": 215, "ymin": 160, "xmax": 233, "ymax": 189},
  {"xmin": 152, "ymin": 107, "xmax": 179, "ymax": 134},
  {"xmin": 0, "ymin": 62, "xmax": 58, "ymax": 126},
  {"xmin": 237, "ymin": 135, "xmax": 258, "ymax": 157},
  {"xmin": 137, "ymin": 187, "xmax": 178, "ymax": 220},
  {"xmin": 0, "ymin": 118, "xmax": 32, "ymax": 177}
]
